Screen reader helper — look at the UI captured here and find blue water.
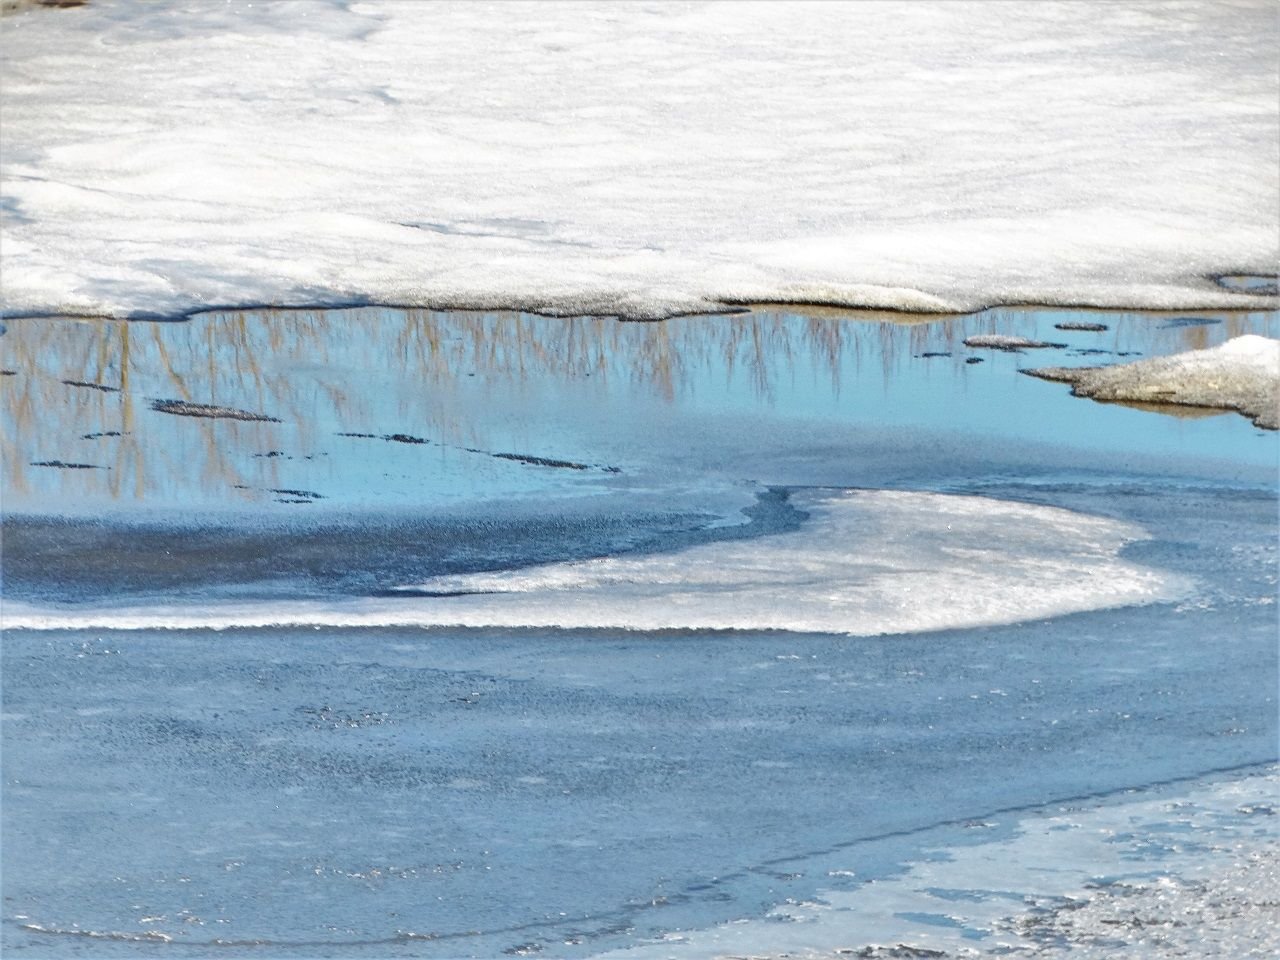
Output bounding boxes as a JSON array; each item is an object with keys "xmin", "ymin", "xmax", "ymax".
[{"xmin": 1, "ymin": 306, "xmax": 1277, "ymax": 956}]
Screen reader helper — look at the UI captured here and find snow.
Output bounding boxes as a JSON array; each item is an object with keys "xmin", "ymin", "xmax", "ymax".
[
  {"xmin": 1, "ymin": 0, "xmax": 1277, "ymax": 320},
  {"xmin": 0, "ymin": 489, "xmax": 1191, "ymax": 634},
  {"xmin": 1025, "ymin": 334, "xmax": 1280, "ymax": 429}
]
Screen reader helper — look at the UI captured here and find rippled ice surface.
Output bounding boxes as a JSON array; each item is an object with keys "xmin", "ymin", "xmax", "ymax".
[{"xmin": 1, "ymin": 306, "xmax": 1277, "ymax": 956}]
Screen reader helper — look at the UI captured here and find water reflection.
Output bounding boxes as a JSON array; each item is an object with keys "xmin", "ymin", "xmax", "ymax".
[{"xmin": 1, "ymin": 305, "xmax": 1275, "ymax": 512}]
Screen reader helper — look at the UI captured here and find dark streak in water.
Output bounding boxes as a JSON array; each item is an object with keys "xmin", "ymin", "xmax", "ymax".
[
  {"xmin": 490, "ymin": 452, "xmax": 592, "ymax": 470},
  {"xmin": 61, "ymin": 379, "xmax": 119, "ymax": 392},
  {"xmin": 269, "ymin": 488, "xmax": 324, "ymax": 500}
]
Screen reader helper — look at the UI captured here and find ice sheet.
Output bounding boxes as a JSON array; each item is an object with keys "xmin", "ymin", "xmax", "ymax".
[
  {"xmin": 600, "ymin": 769, "xmax": 1280, "ymax": 959},
  {"xmin": 1026, "ymin": 334, "xmax": 1280, "ymax": 429},
  {"xmin": 0, "ymin": 489, "xmax": 1191, "ymax": 634},
  {"xmin": 1, "ymin": 0, "xmax": 1277, "ymax": 320}
]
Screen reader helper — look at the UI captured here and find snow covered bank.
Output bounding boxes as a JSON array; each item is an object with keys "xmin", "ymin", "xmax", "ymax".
[
  {"xmin": 1025, "ymin": 334, "xmax": 1280, "ymax": 429},
  {"xmin": 0, "ymin": 490, "xmax": 1191, "ymax": 634},
  {"xmin": 1, "ymin": 1, "xmax": 1277, "ymax": 320}
]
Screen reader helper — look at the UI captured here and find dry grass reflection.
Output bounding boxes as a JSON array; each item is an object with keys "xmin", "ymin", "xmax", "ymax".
[{"xmin": 1, "ymin": 305, "xmax": 1274, "ymax": 508}]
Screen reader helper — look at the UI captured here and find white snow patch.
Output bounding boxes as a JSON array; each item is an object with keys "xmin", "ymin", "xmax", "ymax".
[
  {"xmin": 1, "ymin": 0, "xmax": 1276, "ymax": 319},
  {"xmin": 0, "ymin": 490, "xmax": 1191, "ymax": 634},
  {"xmin": 1026, "ymin": 335, "xmax": 1280, "ymax": 429}
]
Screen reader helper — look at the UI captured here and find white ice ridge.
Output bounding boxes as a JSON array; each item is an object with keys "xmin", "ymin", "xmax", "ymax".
[
  {"xmin": 1, "ymin": 1, "xmax": 1277, "ymax": 320},
  {"xmin": 1, "ymin": 490, "xmax": 1191, "ymax": 634}
]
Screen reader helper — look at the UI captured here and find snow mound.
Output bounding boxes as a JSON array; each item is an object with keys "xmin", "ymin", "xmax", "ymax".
[
  {"xmin": 1025, "ymin": 335, "xmax": 1280, "ymax": 429},
  {"xmin": 1, "ymin": 1, "xmax": 1277, "ymax": 320}
]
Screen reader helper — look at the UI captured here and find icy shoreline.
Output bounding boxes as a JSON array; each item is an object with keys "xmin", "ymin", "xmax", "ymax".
[
  {"xmin": 1025, "ymin": 335, "xmax": 1280, "ymax": 430},
  {"xmin": 603, "ymin": 767, "xmax": 1280, "ymax": 959},
  {"xmin": 2, "ymin": 0, "xmax": 1277, "ymax": 321}
]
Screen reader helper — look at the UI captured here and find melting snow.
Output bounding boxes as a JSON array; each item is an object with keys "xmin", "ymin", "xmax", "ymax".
[
  {"xmin": 1025, "ymin": 334, "xmax": 1280, "ymax": 429},
  {"xmin": 1, "ymin": 0, "xmax": 1277, "ymax": 319}
]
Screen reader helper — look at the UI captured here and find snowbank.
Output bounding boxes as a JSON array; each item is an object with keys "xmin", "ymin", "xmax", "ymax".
[
  {"xmin": 1, "ymin": 1, "xmax": 1277, "ymax": 320},
  {"xmin": 1025, "ymin": 334, "xmax": 1280, "ymax": 429}
]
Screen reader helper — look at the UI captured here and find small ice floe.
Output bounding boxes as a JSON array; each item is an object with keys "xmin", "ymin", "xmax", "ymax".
[
  {"xmin": 149, "ymin": 399, "xmax": 280, "ymax": 422},
  {"xmin": 1023, "ymin": 334, "xmax": 1280, "ymax": 429},
  {"xmin": 963, "ymin": 335, "xmax": 1067, "ymax": 352}
]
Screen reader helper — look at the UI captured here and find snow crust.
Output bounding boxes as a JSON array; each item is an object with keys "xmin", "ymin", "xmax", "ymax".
[
  {"xmin": 0, "ymin": 490, "xmax": 1190, "ymax": 634},
  {"xmin": 1, "ymin": 0, "xmax": 1277, "ymax": 320},
  {"xmin": 1027, "ymin": 334, "xmax": 1280, "ymax": 429}
]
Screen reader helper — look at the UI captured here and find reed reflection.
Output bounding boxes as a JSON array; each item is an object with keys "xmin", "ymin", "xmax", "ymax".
[{"xmin": 1, "ymin": 305, "xmax": 1274, "ymax": 510}]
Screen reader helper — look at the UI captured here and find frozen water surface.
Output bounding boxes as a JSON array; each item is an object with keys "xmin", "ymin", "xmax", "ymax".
[
  {"xmin": 2, "ymin": 305, "xmax": 1277, "ymax": 956},
  {"xmin": 1, "ymin": 0, "xmax": 1277, "ymax": 320}
]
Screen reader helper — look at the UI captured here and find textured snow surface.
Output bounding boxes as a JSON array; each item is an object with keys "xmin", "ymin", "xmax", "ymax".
[
  {"xmin": 1027, "ymin": 334, "xmax": 1280, "ymax": 429},
  {"xmin": 1, "ymin": 0, "xmax": 1277, "ymax": 320},
  {"xmin": 0, "ymin": 490, "xmax": 1190, "ymax": 634}
]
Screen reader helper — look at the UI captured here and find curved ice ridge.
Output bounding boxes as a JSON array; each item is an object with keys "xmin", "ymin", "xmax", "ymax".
[{"xmin": 1, "ymin": 490, "xmax": 1192, "ymax": 635}]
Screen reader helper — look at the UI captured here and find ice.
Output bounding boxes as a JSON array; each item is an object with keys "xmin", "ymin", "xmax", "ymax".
[
  {"xmin": 2, "ymin": 1, "xmax": 1277, "ymax": 320},
  {"xmin": 0, "ymin": 489, "xmax": 1191, "ymax": 634},
  {"xmin": 599, "ymin": 769, "xmax": 1280, "ymax": 959},
  {"xmin": 1026, "ymin": 334, "xmax": 1280, "ymax": 429},
  {"xmin": 964, "ymin": 334, "xmax": 1068, "ymax": 351}
]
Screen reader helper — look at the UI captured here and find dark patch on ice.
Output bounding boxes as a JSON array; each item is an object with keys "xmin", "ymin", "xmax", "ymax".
[
  {"xmin": 965, "ymin": 357, "xmax": 984, "ymax": 364},
  {"xmin": 336, "ymin": 431, "xmax": 378, "ymax": 438},
  {"xmin": 275, "ymin": 499, "xmax": 313, "ymax": 504},
  {"xmin": 0, "ymin": 195, "xmax": 31, "ymax": 224},
  {"xmin": 1054, "ymin": 321, "xmax": 1109, "ymax": 331},
  {"xmin": 150, "ymin": 399, "xmax": 280, "ymax": 422},
  {"xmin": 849, "ymin": 945, "xmax": 948, "ymax": 958},
  {"xmin": 384, "ymin": 433, "xmax": 428, "ymax": 444},
  {"xmin": 30, "ymin": 460, "xmax": 105, "ymax": 469},
  {"xmin": 253, "ymin": 450, "xmax": 286, "ymax": 458},
  {"xmin": 916, "ymin": 351, "xmax": 951, "ymax": 358},
  {"xmin": 81, "ymin": 430, "xmax": 124, "ymax": 439},
  {"xmin": 1161, "ymin": 316, "xmax": 1222, "ymax": 329},
  {"xmin": 61, "ymin": 378, "xmax": 119, "ymax": 392},
  {"xmin": 1213, "ymin": 273, "xmax": 1280, "ymax": 296},
  {"xmin": 1237, "ymin": 803, "xmax": 1275, "ymax": 815},
  {"xmin": 0, "ymin": 369, "xmax": 16, "ymax": 376}
]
